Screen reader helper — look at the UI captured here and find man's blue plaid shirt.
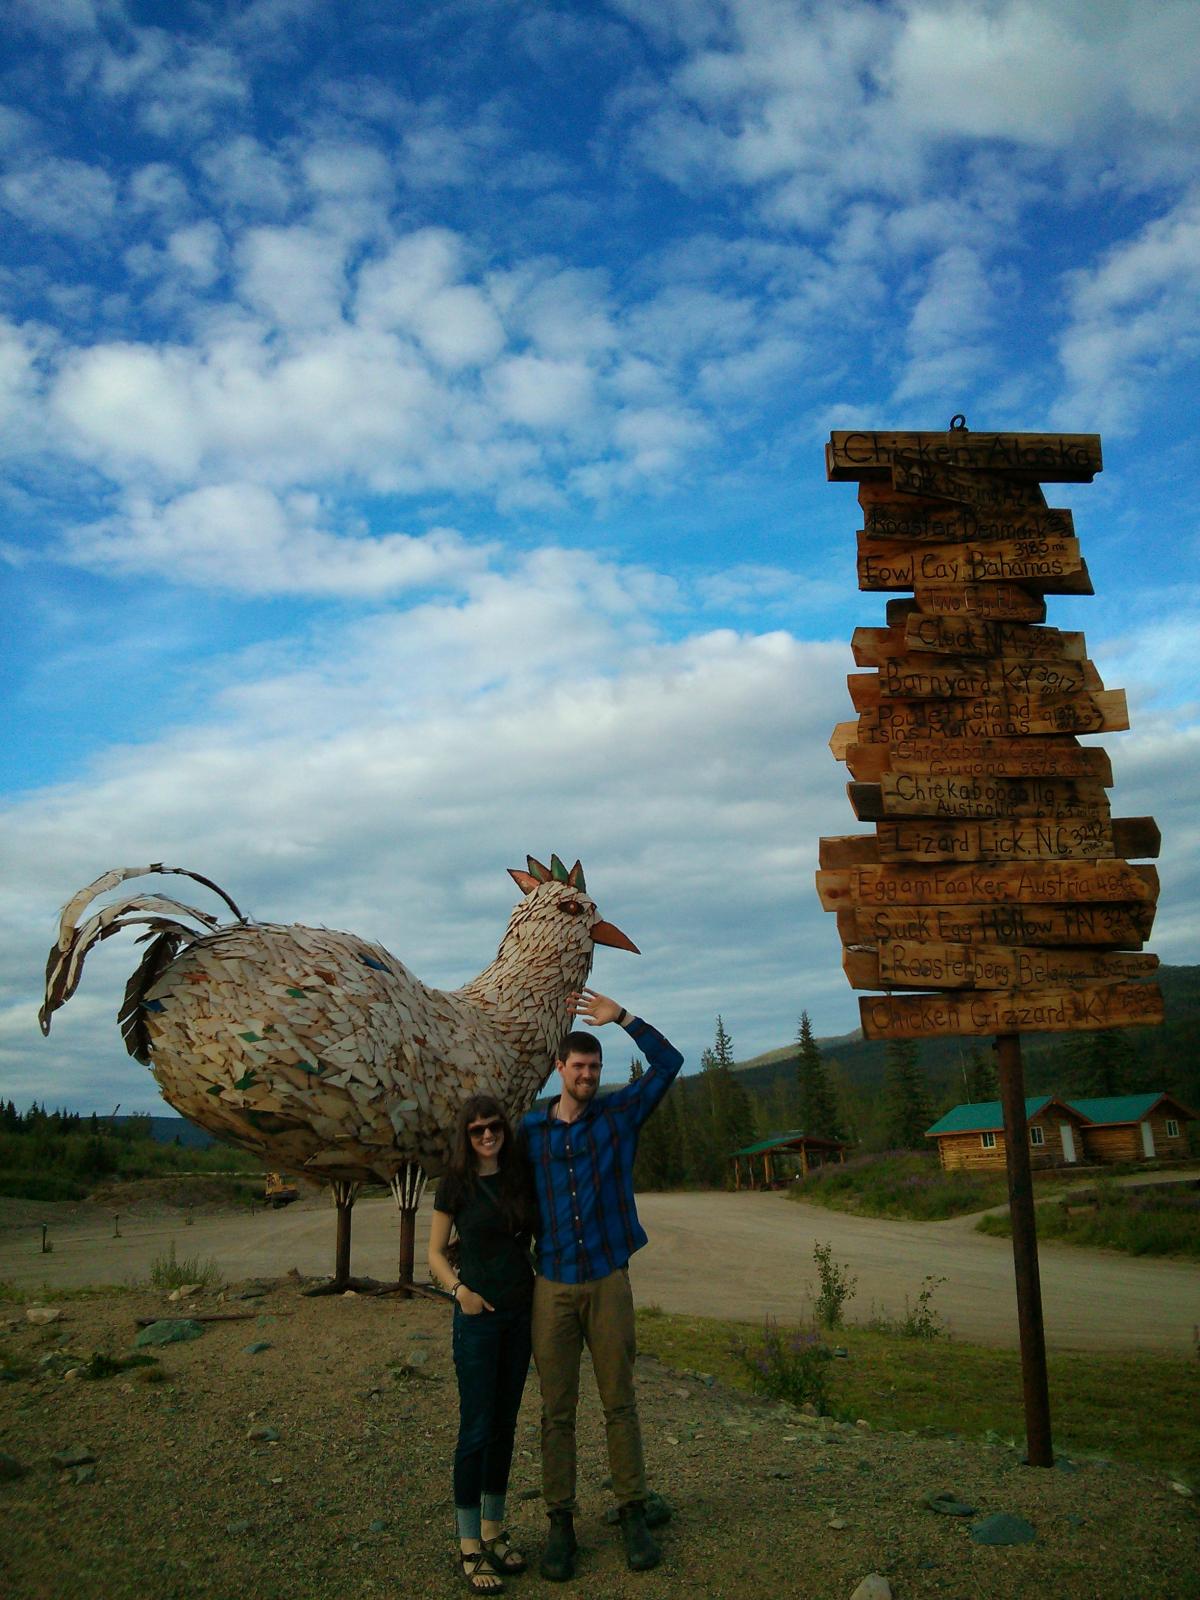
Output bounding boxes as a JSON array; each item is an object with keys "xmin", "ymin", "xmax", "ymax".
[{"xmin": 520, "ymin": 1016, "xmax": 684, "ymax": 1284}]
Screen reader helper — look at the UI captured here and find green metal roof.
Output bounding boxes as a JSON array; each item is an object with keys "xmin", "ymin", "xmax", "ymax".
[
  {"xmin": 731, "ymin": 1129, "xmax": 844, "ymax": 1157},
  {"xmin": 927, "ymin": 1091, "xmax": 1192, "ymax": 1137},
  {"xmin": 925, "ymin": 1097, "xmax": 1053, "ymax": 1137},
  {"xmin": 1064, "ymin": 1093, "xmax": 1170, "ymax": 1126}
]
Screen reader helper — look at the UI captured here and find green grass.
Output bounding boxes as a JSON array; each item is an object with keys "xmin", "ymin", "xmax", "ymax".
[
  {"xmin": 0, "ymin": 1279, "xmax": 143, "ymax": 1304},
  {"xmin": 977, "ymin": 1183, "xmax": 1200, "ymax": 1258},
  {"xmin": 787, "ymin": 1150, "xmax": 1015, "ymax": 1219},
  {"xmin": 148, "ymin": 1239, "xmax": 222, "ymax": 1290},
  {"xmin": 635, "ymin": 1307, "xmax": 1200, "ymax": 1483}
]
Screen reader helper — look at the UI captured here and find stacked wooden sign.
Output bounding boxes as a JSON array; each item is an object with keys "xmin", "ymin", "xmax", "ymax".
[{"xmin": 815, "ymin": 428, "xmax": 1164, "ymax": 1041}]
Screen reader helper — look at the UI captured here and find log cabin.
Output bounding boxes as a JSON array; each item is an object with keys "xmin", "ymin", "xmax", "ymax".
[
  {"xmin": 1069, "ymin": 1093, "xmax": 1195, "ymax": 1164},
  {"xmin": 925, "ymin": 1095, "xmax": 1087, "ymax": 1171},
  {"xmin": 926, "ymin": 1091, "xmax": 1196, "ymax": 1171}
]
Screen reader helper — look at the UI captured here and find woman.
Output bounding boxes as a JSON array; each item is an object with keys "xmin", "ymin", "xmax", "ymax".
[{"xmin": 429, "ymin": 1094, "xmax": 536, "ymax": 1593}]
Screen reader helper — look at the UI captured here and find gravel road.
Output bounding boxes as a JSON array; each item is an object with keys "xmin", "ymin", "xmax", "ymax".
[{"xmin": 3, "ymin": 1187, "xmax": 1196, "ymax": 1353}]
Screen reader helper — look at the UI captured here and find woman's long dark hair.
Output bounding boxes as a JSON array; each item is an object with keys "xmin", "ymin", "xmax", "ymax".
[{"xmin": 441, "ymin": 1094, "xmax": 535, "ymax": 1239}]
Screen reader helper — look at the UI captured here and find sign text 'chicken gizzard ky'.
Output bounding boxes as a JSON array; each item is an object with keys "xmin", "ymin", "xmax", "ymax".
[{"xmin": 816, "ymin": 425, "xmax": 1164, "ymax": 1041}]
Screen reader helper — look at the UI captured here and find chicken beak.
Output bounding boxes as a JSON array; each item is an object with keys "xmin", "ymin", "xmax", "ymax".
[{"xmin": 591, "ymin": 919, "xmax": 640, "ymax": 954}]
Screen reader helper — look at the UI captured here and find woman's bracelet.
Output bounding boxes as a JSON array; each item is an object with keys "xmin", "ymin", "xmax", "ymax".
[{"xmin": 450, "ymin": 1281, "xmax": 462, "ymax": 1299}]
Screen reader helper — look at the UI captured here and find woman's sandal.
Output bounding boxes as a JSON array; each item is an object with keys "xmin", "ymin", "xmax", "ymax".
[
  {"xmin": 482, "ymin": 1531, "xmax": 528, "ymax": 1574},
  {"xmin": 458, "ymin": 1548, "xmax": 505, "ymax": 1593}
]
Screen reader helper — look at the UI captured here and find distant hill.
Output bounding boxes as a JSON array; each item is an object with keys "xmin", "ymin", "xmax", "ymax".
[
  {"xmin": 734, "ymin": 963, "xmax": 1200, "ymax": 1108},
  {"xmin": 108, "ymin": 1114, "xmax": 218, "ymax": 1149}
]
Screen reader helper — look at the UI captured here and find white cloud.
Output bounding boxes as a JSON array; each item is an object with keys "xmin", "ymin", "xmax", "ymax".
[
  {"xmin": 356, "ymin": 230, "xmax": 506, "ymax": 367},
  {"xmin": 65, "ymin": 484, "xmax": 492, "ymax": 598},
  {"xmin": 1054, "ymin": 192, "xmax": 1200, "ymax": 431},
  {"xmin": 0, "ymin": 317, "xmax": 47, "ymax": 443},
  {"xmin": 197, "ymin": 135, "xmax": 296, "ymax": 217},
  {"xmin": 68, "ymin": 27, "xmax": 249, "ymax": 138},
  {"xmin": 487, "ymin": 354, "xmax": 596, "ymax": 430},
  {"xmin": 166, "ymin": 221, "xmax": 224, "ymax": 286},
  {"xmin": 0, "ymin": 549, "xmax": 860, "ymax": 1108},
  {"xmin": 0, "ymin": 155, "xmax": 115, "ymax": 237},
  {"xmin": 894, "ymin": 244, "xmax": 999, "ymax": 400},
  {"xmin": 127, "ymin": 161, "xmax": 193, "ymax": 222},
  {"xmin": 236, "ymin": 224, "xmax": 350, "ymax": 329},
  {"xmin": 889, "ymin": 0, "xmax": 1200, "ymax": 150}
]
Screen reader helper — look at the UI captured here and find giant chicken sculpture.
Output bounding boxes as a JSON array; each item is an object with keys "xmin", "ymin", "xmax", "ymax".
[{"xmin": 40, "ymin": 855, "xmax": 638, "ymax": 1287}]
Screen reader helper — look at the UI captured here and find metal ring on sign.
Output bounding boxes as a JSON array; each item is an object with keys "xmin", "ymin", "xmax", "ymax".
[{"xmin": 949, "ymin": 414, "xmax": 968, "ymax": 431}]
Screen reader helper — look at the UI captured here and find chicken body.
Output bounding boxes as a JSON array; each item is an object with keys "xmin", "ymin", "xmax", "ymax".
[{"xmin": 41, "ymin": 862, "xmax": 632, "ymax": 1183}]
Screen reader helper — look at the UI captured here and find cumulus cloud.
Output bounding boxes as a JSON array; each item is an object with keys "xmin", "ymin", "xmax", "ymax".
[
  {"xmin": 888, "ymin": 0, "xmax": 1200, "ymax": 152},
  {"xmin": 65, "ymin": 484, "xmax": 492, "ymax": 597},
  {"xmin": 1054, "ymin": 192, "xmax": 1200, "ymax": 431},
  {"xmin": 894, "ymin": 244, "xmax": 1000, "ymax": 400},
  {"xmin": 67, "ymin": 27, "xmax": 249, "ymax": 137},
  {"xmin": 0, "ymin": 155, "xmax": 115, "ymax": 237},
  {"xmin": 0, "ymin": 549, "xmax": 856, "ymax": 1109},
  {"xmin": 33, "ymin": 207, "xmax": 721, "ymax": 505}
]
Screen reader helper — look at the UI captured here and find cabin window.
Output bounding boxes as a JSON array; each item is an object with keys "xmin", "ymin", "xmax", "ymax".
[
  {"xmin": 1166, "ymin": 1118, "xmax": 1180, "ymax": 1138},
  {"xmin": 981, "ymin": 1131, "xmax": 996, "ymax": 1149},
  {"xmin": 1029, "ymin": 1126, "xmax": 1045, "ymax": 1147}
]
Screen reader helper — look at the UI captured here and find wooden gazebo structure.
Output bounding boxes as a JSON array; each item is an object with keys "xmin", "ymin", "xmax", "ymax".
[{"xmin": 730, "ymin": 1129, "xmax": 847, "ymax": 1190}]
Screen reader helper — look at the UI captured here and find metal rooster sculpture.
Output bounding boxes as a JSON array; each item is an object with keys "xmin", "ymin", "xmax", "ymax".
[{"xmin": 40, "ymin": 855, "xmax": 638, "ymax": 1288}]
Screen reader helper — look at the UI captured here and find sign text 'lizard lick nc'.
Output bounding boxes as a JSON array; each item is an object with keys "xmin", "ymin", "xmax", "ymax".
[{"xmin": 816, "ymin": 426, "xmax": 1163, "ymax": 1041}]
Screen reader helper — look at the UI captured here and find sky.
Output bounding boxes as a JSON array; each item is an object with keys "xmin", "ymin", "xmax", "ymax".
[{"xmin": 2, "ymin": 0, "xmax": 1198, "ymax": 1116}]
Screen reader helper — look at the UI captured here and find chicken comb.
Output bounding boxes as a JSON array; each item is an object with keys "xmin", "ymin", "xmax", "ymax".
[
  {"xmin": 526, "ymin": 856, "xmax": 552, "ymax": 882},
  {"xmin": 550, "ymin": 854, "xmax": 570, "ymax": 883}
]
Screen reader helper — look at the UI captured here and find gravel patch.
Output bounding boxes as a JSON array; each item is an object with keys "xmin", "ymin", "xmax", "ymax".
[{"xmin": 1, "ymin": 1277, "xmax": 1196, "ymax": 1599}]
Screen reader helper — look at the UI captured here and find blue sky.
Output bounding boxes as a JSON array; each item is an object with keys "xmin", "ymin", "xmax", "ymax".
[{"xmin": 2, "ymin": 0, "xmax": 1198, "ymax": 1114}]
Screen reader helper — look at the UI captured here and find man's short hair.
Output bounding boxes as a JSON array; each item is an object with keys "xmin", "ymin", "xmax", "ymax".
[{"xmin": 557, "ymin": 1029, "xmax": 602, "ymax": 1065}]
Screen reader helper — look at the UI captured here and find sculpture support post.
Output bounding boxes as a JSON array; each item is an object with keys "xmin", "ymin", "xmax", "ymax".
[
  {"xmin": 390, "ymin": 1162, "xmax": 427, "ymax": 1296},
  {"xmin": 995, "ymin": 1031, "xmax": 1054, "ymax": 1467},
  {"xmin": 331, "ymin": 1179, "xmax": 361, "ymax": 1287}
]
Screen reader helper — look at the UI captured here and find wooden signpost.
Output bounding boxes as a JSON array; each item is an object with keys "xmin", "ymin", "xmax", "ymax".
[{"xmin": 817, "ymin": 419, "xmax": 1162, "ymax": 1469}]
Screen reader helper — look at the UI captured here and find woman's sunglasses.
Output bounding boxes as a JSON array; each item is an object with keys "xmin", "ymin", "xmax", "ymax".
[{"xmin": 468, "ymin": 1119, "xmax": 504, "ymax": 1140}]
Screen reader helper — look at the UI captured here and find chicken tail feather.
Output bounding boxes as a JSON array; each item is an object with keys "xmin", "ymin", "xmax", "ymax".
[{"xmin": 39, "ymin": 866, "xmax": 247, "ymax": 1036}]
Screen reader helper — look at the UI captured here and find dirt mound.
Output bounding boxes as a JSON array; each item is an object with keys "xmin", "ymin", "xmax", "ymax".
[
  {"xmin": 85, "ymin": 1175, "xmax": 263, "ymax": 1212},
  {"xmin": 0, "ymin": 1278, "xmax": 1194, "ymax": 1599}
]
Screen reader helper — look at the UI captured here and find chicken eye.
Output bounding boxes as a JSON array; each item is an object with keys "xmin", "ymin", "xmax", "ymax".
[{"xmin": 559, "ymin": 899, "xmax": 585, "ymax": 915}]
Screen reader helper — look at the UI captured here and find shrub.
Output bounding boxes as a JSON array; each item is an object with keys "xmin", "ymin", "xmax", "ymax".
[
  {"xmin": 812, "ymin": 1240, "xmax": 857, "ymax": 1329},
  {"xmin": 148, "ymin": 1240, "xmax": 222, "ymax": 1290},
  {"xmin": 789, "ymin": 1151, "xmax": 1010, "ymax": 1220},
  {"xmin": 731, "ymin": 1317, "xmax": 834, "ymax": 1413},
  {"xmin": 976, "ymin": 1184, "xmax": 1200, "ymax": 1259},
  {"xmin": 868, "ymin": 1274, "xmax": 948, "ymax": 1340}
]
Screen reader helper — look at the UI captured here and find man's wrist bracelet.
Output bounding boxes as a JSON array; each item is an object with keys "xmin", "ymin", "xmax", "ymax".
[{"xmin": 618, "ymin": 1008, "xmax": 631, "ymax": 1027}]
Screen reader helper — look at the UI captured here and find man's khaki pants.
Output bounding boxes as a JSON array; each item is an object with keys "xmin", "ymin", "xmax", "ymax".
[{"xmin": 531, "ymin": 1267, "xmax": 646, "ymax": 1513}]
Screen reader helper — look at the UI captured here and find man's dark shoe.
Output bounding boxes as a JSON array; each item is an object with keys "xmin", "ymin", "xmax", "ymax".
[
  {"xmin": 618, "ymin": 1500, "xmax": 661, "ymax": 1571},
  {"xmin": 540, "ymin": 1511, "xmax": 577, "ymax": 1582}
]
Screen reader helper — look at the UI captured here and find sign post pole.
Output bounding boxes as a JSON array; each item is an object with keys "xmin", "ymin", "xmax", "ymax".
[{"xmin": 994, "ymin": 1030, "xmax": 1054, "ymax": 1466}]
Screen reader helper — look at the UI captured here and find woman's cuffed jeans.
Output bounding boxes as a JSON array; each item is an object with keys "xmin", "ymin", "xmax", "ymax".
[{"xmin": 452, "ymin": 1302, "xmax": 532, "ymax": 1540}]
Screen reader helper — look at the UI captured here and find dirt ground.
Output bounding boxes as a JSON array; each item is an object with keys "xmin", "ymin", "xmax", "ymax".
[
  {"xmin": 3, "ymin": 1186, "xmax": 1197, "ymax": 1354},
  {"xmin": 2, "ymin": 1274, "xmax": 1198, "ymax": 1600}
]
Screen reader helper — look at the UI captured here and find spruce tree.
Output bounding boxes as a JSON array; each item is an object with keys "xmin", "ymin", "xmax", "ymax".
[
  {"xmin": 882, "ymin": 1038, "xmax": 932, "ymax": 1149},
  {"xmin": 964, "ymin": 1046, "xmax": 998, "ymax": 1102},
  {"xmin": 701, "ymin": 1017, "xmax": 755, "ymax": 1185},
  {"xmin": 795, "ymin": 1010, "xmax": 841, "ymax": 1139},
  {"xmin": 1081, "ymin": 1030, "xmax": 1137, "ymax": 1096}
]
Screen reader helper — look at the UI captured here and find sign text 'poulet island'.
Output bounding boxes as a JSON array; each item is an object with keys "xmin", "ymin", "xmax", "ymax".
[{"xmin": 816, "ymin": 427, "xmax": 1163, "ymax": 1041}]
